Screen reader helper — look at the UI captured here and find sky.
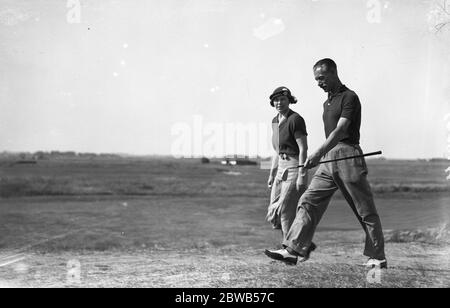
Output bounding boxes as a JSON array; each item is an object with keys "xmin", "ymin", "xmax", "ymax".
[{"xmin": 0, "ymin": 0, "xmax": 449, "ymax": 159}]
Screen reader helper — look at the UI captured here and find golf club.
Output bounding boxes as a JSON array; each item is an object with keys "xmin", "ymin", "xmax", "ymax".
[{"xmin": 281, "ymin": 151, "xmax": 383, "ymax": 181}]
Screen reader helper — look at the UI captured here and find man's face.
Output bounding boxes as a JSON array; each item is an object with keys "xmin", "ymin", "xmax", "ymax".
[
  {"xmin": 273, "ymin": 95, "xmax": 290, "ymax": 113},
  {"xmin": 314, "ymin": 65, "xmax": 335, "ymax": 93}
]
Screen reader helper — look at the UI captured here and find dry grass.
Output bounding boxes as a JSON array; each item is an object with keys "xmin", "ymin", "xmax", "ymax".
[
  {"xmin": 0, "ymin": 238, "xmax": 448, "ymax": 288},
  {"xmin": 0, "ymin": 158, "xmax": 448, "ymax": 198},
  {"xmin": 0, "ymin": 195, "xmax": 448, "ymax": 288},
  {"xmin": 385, "ymin": 224, "xmax": 450, "ymax": 244},
  {"xmin": 0, "ymin": 158, "xmax": 448, "ymax": 287}
]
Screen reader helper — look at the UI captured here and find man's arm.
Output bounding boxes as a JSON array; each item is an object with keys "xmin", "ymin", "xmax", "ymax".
[{"xmin": 304, "ymin": 117, "xmax": 351, "ymax": 169}]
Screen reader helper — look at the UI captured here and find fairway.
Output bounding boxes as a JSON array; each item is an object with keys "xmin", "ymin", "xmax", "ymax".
[{"xmin": 0, "ymin": 158, "xmax": 449, "ymax": 287}]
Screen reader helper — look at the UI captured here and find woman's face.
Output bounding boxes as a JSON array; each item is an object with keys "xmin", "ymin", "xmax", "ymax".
[{"xmin": 273, "ymin": 95, "xmax": 290, "ymax": 113}]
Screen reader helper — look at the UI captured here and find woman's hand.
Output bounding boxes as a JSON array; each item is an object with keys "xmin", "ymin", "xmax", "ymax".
[{"xmin": 267, "ymin": 175, "xmax": 275, "ymax": 189}]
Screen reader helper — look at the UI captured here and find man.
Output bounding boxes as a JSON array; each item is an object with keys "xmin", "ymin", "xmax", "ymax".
[{"xmin": 265, "ymin": 58, "xmax": 387, "ymax": 268}]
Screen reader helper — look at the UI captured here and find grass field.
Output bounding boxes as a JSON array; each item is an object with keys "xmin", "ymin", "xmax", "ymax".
[{"xmin": 0, "ymin": 157, "xmax": 449, "ymax": 287}]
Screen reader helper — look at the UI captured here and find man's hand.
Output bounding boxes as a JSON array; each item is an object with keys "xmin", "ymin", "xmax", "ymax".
[
  {"xmin": 296, "ymin": 168, "xmax": 308, "ymax": 192},
  {"xmin": 267, "ymin": 175, "xmax": 275, "ymax": 189},
  {"xmin": 304, "ymin": 151, "xmax": 322, "ymax": 169}
]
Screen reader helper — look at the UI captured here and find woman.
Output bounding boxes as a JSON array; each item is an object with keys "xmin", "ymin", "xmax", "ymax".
[{"xmin": 266, "ymin": 86, "xmax": 309, "ymax": 242}]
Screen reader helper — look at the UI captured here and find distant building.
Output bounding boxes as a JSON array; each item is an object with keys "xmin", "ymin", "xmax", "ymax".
[
  {"xmin": 200, "ymin": 157, "xmax": 210, "ymax": 164},
  {"xmin": 428, "ymin": 158, "xmax": 450, "ymax": 163},
  {"xmin": 221, "ymin": 156, "xmax": 257, "ymax": 166},
  {"xmin": 15, "ymin": 160, "xmax": 37, "ymax": 165}
]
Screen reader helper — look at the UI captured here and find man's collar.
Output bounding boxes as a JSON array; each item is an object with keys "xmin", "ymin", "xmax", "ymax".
[{"xmin": 328, "ymin": 84, "xmax": 347, "ymax": 99}]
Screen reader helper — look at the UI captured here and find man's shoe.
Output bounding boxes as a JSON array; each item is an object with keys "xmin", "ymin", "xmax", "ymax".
[
  {"xmin": 365, "ymin": 258, "xmax": 388, "ymax": 269},
  {"xmin": 264, "ymin": 249, "xmax": 298, "ymax": 265},
  {"xmin": 297, "ymin": 242, "xmax": 317, "ymax": 263}
]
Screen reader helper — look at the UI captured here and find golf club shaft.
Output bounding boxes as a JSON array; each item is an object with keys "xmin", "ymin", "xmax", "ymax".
[{"xmin": 290, "ymin": 151, "xmax": 382, "ymax": 170}]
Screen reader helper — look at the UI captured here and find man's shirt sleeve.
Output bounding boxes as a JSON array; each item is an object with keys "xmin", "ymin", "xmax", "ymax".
[{"xmin": 341, "ymin": 93, "xmax": 360, "ymax": 122}]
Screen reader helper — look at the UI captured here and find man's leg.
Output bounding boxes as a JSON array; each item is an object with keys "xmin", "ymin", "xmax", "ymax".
[
  {"xmin": 335, "ymin": 153, "xmax": 386, "ymax": 260},
  {"xmin": 282, "ymin": 165, "xmax": 338, "ymax": 257}
]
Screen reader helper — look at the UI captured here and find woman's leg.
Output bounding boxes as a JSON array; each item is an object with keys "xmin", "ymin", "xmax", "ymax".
[
  {"xmin": 266, "ymin": 177, "xmax": 283, "ymax": 230},
  {"xmin": 279, "ymin": 169, "xmax": 301, "ymax": 241}
]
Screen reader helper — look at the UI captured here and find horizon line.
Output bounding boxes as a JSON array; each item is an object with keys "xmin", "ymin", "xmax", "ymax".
[{"xmin": 0, "ymin": 150, "xmax": 448, "ymax": 161}]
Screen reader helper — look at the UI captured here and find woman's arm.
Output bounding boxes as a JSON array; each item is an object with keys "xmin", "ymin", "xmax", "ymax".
[
  {"xmin": 270, "ymin": 152, "xmax": 279, "ymax": 176},
  {"xmin": 295, "ymin": 135, "xmax": 308, "ymax": 191},
  {"xmin": 267, "ymin": 152, "xmax": 279, "ymax": 188}
]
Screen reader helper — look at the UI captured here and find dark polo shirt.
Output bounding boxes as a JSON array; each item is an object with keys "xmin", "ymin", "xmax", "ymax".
[
  {"xmin": 323, "ymin": 85, "xmax": 361, "ymax": 145},
  {"xmin": 272, "ymin": 109, "xmax": 308, "ymax": 156}
]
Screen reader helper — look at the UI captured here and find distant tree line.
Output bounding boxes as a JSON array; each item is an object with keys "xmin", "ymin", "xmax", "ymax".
[{"xmin": 0, "ymin": 151, "xmax": 122, "ymax": 160}]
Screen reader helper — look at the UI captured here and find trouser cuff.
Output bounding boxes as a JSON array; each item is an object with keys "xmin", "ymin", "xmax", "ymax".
[
  {"xmin": 363, "ymin": 249, "xmax": 385, "ymax": 260},
  {"xmin": 282, "ymin": 240, "xmax": 309, "ymax": 257}
]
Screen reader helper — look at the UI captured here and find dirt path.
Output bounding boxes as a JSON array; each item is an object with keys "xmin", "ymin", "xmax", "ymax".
[{"xmin": 1, "ymin": 241, "xmax": 448, "ymax": 288}]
